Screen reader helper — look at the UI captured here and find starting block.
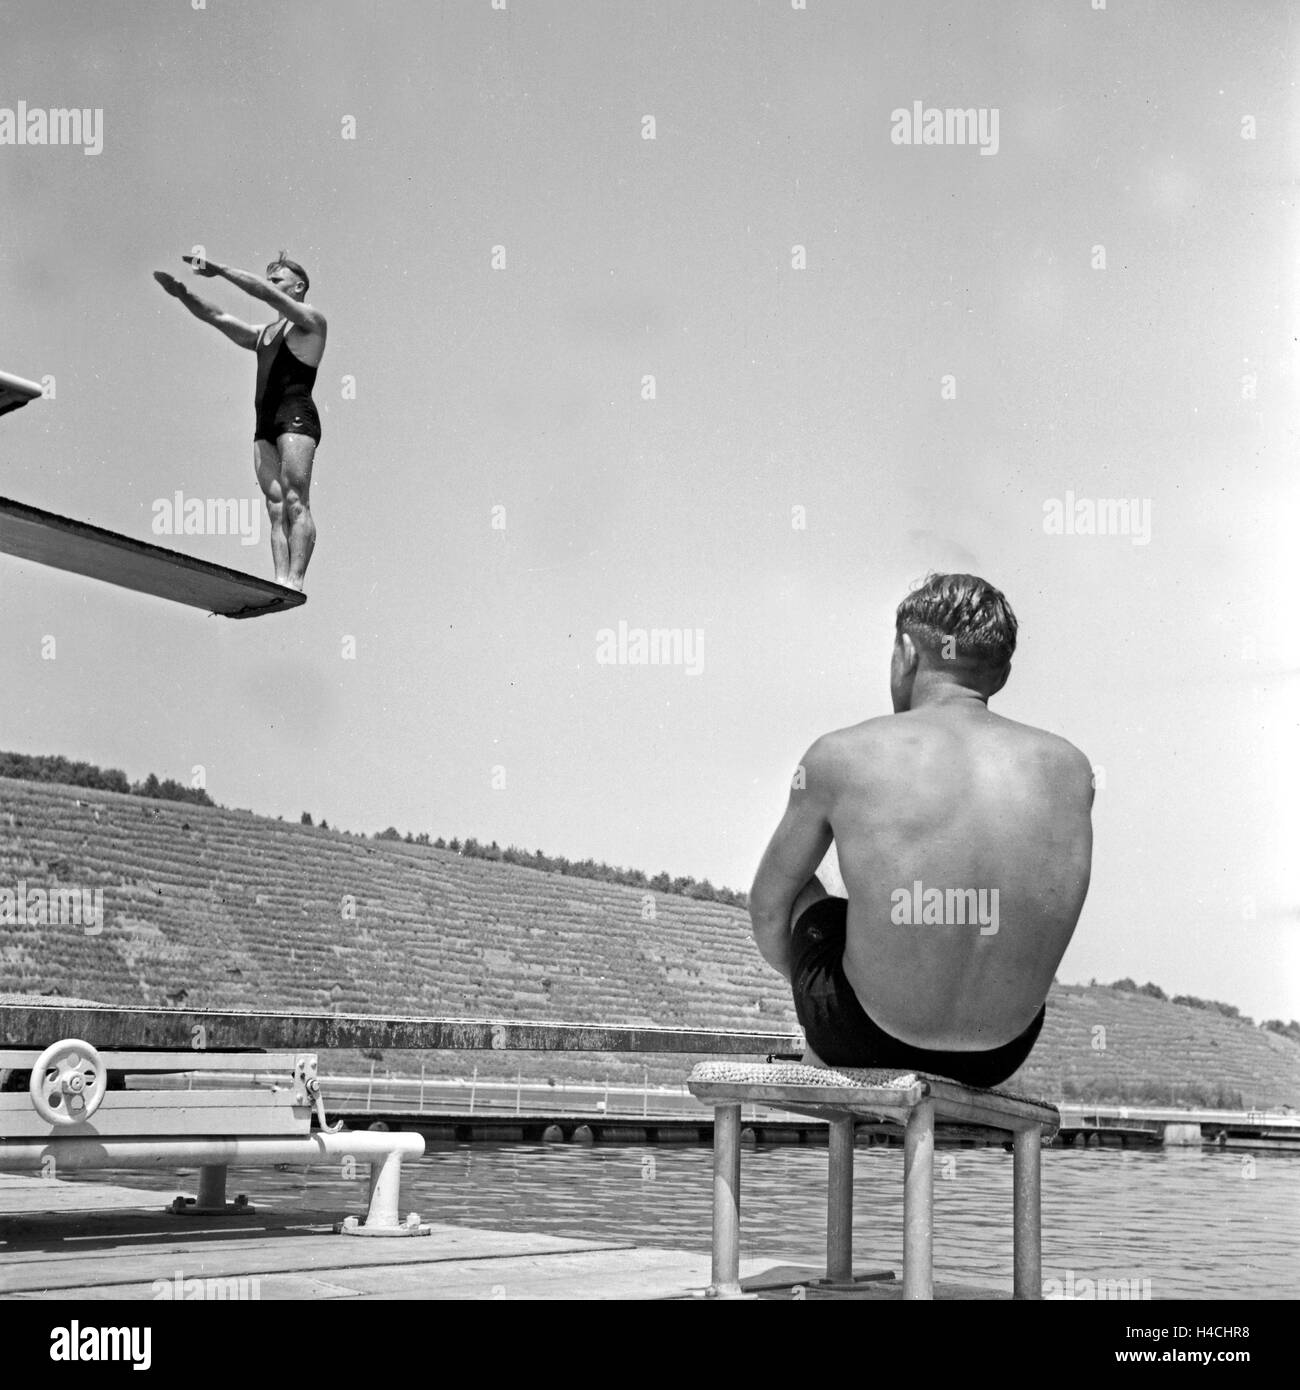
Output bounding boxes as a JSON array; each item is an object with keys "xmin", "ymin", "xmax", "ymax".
[{"xmin": 688, "ymin": 1060, "xmax": 1059, "ymax": 1299}]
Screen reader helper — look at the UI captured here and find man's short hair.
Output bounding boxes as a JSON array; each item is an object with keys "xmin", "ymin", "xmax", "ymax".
[
  {"xmin": 266, "ymin": 250, "xmax": 310, "ymax": 293},
  {"xmin": 895, "ymin": 572, "xmax": 1018, "ymax": 671}
]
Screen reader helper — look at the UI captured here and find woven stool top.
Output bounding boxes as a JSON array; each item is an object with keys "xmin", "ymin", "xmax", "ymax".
[
  {"xmin": 691, "ymin": 1060, "xmax": 920, "ymax": 1089},
  {"xmin": 688, "ymin": 1059, "xmax": 1058, "ymax": 1130}
]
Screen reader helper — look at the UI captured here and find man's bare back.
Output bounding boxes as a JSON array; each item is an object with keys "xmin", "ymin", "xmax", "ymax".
[
  {"xmin": 750, "ymin": 574, "xmax": 1093, "ymax": 1075},
  {"xmin": 818, "ymin": 704, "xmax": 1092, "ymax": 1050}
]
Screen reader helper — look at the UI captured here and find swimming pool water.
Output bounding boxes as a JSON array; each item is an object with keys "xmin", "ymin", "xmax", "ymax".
[{"xmin": 73, "ymin": 1141, "xmax": 1300, "ymax": 1300}]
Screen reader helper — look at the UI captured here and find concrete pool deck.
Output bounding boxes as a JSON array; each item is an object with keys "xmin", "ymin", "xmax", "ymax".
[{"xmin": 0, "ymin": 1174, "xmax": 1006, "ymax": 1300}]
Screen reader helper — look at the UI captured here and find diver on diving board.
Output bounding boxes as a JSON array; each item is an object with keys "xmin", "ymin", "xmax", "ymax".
[{"xmin": 153, "ymin": 252, "xmax": 326, "ymax": 590}]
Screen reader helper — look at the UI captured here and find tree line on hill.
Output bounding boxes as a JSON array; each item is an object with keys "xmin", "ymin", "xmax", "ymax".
[
  {"xmin": 0, "ymin": 752, "xmax": 213, "ymax": 807},
  {"xmin": 0, "ymin": 753, "xmax": 740, "ymax": 904},
  {"xmin": 1058, "ymin": 1076, "xmax": 1249, "ymax": 1108},
  {"xmin": 1102, "ymin": 978, "xmax": 1300, "ymax": 1041},
  {"xmin": 372, "ymin": 827, "xmax": 749, "ymax": 906}
]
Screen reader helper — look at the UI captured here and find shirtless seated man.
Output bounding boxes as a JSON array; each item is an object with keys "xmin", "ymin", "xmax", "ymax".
[{"xmin": 749, "ymin": 573, "xmax": 1094, "ymax": 1087}]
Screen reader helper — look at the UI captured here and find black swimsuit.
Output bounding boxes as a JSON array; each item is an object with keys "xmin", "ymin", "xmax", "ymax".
[
  {"xmin": 254, "ymin": 321, "xmax": 321, "ymax": 444},
  {"xmin": 789, "ymin": 897, "xmax": 1046, "ymax": 1087}
]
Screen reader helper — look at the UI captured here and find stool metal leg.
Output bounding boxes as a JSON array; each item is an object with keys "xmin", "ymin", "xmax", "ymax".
[
  {"xmin": 902, "ymin": 1099, "xmax": 934, "ymax": 1299},
  {"xmin": 1012, "ymin": 1124, "xmax": 1042, "ymax": 1299},
  {"xmin": 826, "ymin": 1115, "xmax": 854, "ymax": 1283},
  {"xmin": 709, "ymin": 1102, "xmax": 743, "ymax": 1297}
]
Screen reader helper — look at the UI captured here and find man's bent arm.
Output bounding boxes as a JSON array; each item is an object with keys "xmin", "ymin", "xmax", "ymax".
[
  {"xmin": 749, "ymin": 741, "xmax": 835, "ymax": 979},
  {"xmin": 210, "ymin": 264, "xmax": 325, "ymax": 333}
]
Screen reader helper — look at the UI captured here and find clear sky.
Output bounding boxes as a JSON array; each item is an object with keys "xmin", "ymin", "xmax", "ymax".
[{"xmin": 1, "ymin": 0, "xmax": 1295, "ymax": 1020}]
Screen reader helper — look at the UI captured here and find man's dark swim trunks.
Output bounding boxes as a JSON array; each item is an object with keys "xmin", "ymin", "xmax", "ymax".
[
  {"xmin": 790, "ymin": 897, "xmax": 1045, "ymax": 1088},
  {"xmin": 254, "ymin": 320, "xmax": 322, "ymax": 444}
]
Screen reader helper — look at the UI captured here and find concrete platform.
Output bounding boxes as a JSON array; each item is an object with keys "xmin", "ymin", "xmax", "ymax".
[{"xmin": 0, "ymin": 1174, "xmax": 1004, "ymax": 1300}]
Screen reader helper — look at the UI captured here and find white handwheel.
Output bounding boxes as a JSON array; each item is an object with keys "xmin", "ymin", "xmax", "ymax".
[{"xmin": 29, "ymin": 1038, "xmax": 107, "ymax": 1125}]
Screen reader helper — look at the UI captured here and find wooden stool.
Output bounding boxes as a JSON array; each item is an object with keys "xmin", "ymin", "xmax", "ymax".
[{"xmin": 688, "ymin": 1061, "xmax": 1059, "ymax": 1299}]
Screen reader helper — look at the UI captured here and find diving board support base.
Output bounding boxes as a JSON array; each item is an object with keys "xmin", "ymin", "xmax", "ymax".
[
  {"xmin": 336, "ymin": 1145, "xmax": 431, "ymax": 1236},
  {"xmin": 688, "ymin": 1062, "xmax": 1059, "ymax": 1301},
  {"xmin": 197, "ymin": 1163, "xmax": 228, "ymax": 1210},
  {"xmin": 166, "ymin": 1164, "xmax": 256, "ymax": 1216}
]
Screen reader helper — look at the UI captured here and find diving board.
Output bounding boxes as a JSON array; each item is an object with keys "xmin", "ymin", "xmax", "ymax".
[
  {"xmin": 0, "ymin": 371, "xmax": 43, "ymax": 419},
  {"xmin": 0, "ymin": 496, "xmax": 305, "ymax": 618}
]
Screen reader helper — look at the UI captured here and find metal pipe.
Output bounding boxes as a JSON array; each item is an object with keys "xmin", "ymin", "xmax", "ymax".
[
  {"xmin": 196, "ymin": 1164, "xmax": 227, "ymax": 1208},
  {"xmin": 902, "ymin": 1099, "xmax": 934, "ymax": 1299},
  {"xmin": 710, "ymin": 1102, "xmax": 743, "ymax": 1297},
  {"xmin": 826, "ymin": 1116, "xmax": 854, "ymax": 1283},
  {"xmin": 1012, "ymin": 1125, "xmax": 1042, "ymax": 1299},
  {"xmin": 0, "ymin": 1131, "xmax": 423, "ymax": 1171}
]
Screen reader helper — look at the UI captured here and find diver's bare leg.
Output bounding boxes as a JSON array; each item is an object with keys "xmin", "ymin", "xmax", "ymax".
[
  {"xmin": 277, "ymin": 432, "xmax": 318, "ymax": 589},
  {"xmin": 254, "ymin": 440, "xmax": 291, "ymax": 584}
]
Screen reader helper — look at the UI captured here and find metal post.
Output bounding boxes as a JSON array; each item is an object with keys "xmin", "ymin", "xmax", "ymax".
[
  {"xmin": 643, "ymin": 1067, "xmax": 649, "ymax": 1118},
  {"xmin": 419, "ymin": 1060, "xmax": 425, "ymax": 1113},
  {"xmin": 469, "ymin": 1065, "xmax": 477, "ymax": 1114},
  {"xmin": 196, "ymin": 1164, "xmax": 227, "ymax": 1209},
  {"xmin": 903, "ymin": 1099, "xmax": 934, "ymax": 1299},
  {"xmin": 366, "ymin": 1059, "xmax": 374, "ymax": 1112},
  {"xmin": 710, "ymin": 1102, "xmax": 743, "ymax": 1297},
  {"xmin": 826, "ymin": 1115, "xmax": 855, "ymax": 1283},
  {"xmin": 516, "ymin": 1068, "xmax": 522, "ymax": 1115},
  {"xmin": 1012, "ymin": 1125, "xmax": 1042, "ymax": 1299},
  {"xmin": 364, "ymin": 1147, "xmax": 403, "ymax": 1229}
]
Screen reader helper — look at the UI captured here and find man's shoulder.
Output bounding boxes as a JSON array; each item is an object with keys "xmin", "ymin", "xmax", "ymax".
[
  {"xmin": 802, "ymin": 718, "xmax": 900, "ymax": 779},
  {"xmin": 1008, "ymin": 718, "xmax": 1090, "ymax": 767},
  {"xmin": 807, "ymin": 716, "xmax": 897, "ymax": 755},
  {"xmin": 287, "ymin": 310, "xmax": 327, "ymax": 335},
  {"xmin": 996, "ymin": 717, "xmax": 1093, "ymax": 785}
]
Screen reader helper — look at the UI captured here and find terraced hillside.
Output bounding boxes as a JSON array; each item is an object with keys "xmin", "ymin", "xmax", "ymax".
[{"xmin": 1, "ymin": 777, "xmax": 1297, "ymax": 1105}]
